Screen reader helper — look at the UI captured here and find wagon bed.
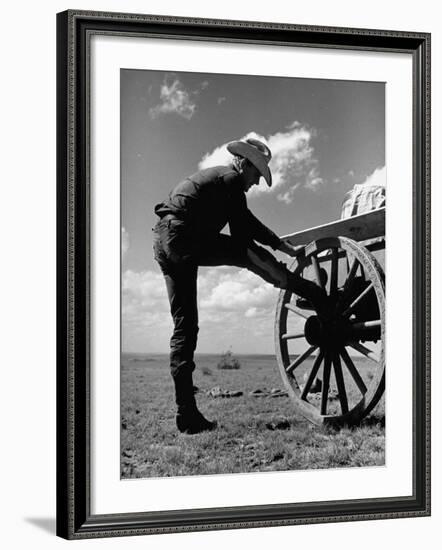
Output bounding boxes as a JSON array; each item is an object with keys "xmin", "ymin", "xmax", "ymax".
[{"xmin": 282, "ymin": 207, "xmax": 385, "ymax": 251}]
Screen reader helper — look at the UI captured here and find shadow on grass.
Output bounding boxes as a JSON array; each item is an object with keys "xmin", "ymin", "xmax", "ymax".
[
  {"xmin": 318, "ymin": 413, "xmax": 385, "ymax": 434},
  {"xmin": 360, "ymin": 414, "xmax": 385, "ymax": 428}
]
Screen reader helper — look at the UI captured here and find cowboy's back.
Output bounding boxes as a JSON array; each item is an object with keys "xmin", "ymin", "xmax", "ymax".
[{"xmin": 154, "ymin": 165, "xmax": 280, "ymax": 250}]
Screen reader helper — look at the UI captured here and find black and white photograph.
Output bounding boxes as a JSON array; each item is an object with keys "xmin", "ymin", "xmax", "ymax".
[
  {"xmin": 120, "ymin": 69, "xmax": 386, "ymax": 479},
  {"xmin": 1, "ymin": 0, "xmax": 438, "ymax": 546},
  {"xmin": 50, "ymin": 4, "xmax": 432, "ymax": 543}
]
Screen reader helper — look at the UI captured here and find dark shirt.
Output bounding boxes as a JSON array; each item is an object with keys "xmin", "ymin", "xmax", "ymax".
[{"xmin": 154, "ymin": 165, "xmax": 281, "ymax": 250}]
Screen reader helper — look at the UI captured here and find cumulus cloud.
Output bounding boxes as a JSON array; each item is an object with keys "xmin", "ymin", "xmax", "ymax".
[
  {"xmin": 149, "ymin": 75, "xmax": 197, "ymax": 120},
  {"xmin": 200, "ymin": 269, "xmax": 278, "ymax": 312},
  {"xmin": 360, "ymin": 165, "xmax": 386, "ymax": 187},
  {"xmin": 198, "ymin": 141, "xmax": 235, "ymax": 170},
  {"xmin": 122, "ymin": 264, "xmax": 294, "ymax": 352},
  {"xmin": 148, "ymin": 75, "xmax": 211, "ymax": 120},
  {"xmin": 123, "ymin": 267, "xmax": 279, "ymax": 332},
  {"xmin": 269, "ymin": 122, "xmax": 324, "ymax": 202},
  {"xmin": 198, "ymin": 123, "xmax": 324, "ymax": 203},
  {"xmin": 122, "ymin": 269, "xmax": 169, "ymax": 329},
  {"xmin": 122, "ymin": 269, "xmax": 171, "ymax": 353}
]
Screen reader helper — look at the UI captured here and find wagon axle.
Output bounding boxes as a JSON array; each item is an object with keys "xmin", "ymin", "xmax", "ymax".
[{"xmin": 304, "ymin": 314, "xmax": 381, "ymax": 348}]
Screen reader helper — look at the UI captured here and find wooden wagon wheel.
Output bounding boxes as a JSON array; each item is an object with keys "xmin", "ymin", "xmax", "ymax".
[{"xmin": 275, "ymin": 236, "xmax": 385, "ymax": 427}]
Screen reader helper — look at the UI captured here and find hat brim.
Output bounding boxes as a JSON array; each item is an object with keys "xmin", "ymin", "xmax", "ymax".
[{"xmin": 227, "ymin": 141, "xmax": 272, "ymax": 187}]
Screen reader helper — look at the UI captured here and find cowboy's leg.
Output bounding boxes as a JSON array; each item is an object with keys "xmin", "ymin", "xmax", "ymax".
[
  {"xmin": 197, "ymin": 235, "xmax": 325, "ymax": 304},
  {"xmin": 162, "ymin": 264, "xmax": 199, "ymax": 381},
  {"xmin": 244, "ymin": 242, "xmax": 326, "ymax": 304},
  {"xmin": 153, "ymin": 219, "xmax": 199, "ymax": 402},
  {"xmin": 153, "ymin": 220, "xmax": 215, "ymax": 433}
]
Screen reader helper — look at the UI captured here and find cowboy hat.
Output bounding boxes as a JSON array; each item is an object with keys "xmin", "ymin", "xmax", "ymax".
[{"xmin": 227, "ymin": 137, "xmax": 272, "ymax": 187}]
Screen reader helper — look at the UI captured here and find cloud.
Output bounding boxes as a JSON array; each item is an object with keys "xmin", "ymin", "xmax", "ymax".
[
  {"xmin": 122, "ymin": 269, "xmax": 169, "ymax": 328},
  {"xmin": 197, "ymin": 123, "xmax": 324, "ymax": 203},
  {"xmin": 149, "ymin": 75, "xmax": 197, "ymax": 120},
  {"xmin": 123, "ymin": 267, "xmax": 278, "ymax": 333},
  {"xmin": 122, "ymin": 265, "xmax": 300, "ymax": 352},
  {"xmin": 198, "ymin": 141, "xmax": 236, "ymax": 170},
  {"xmin": 360, "ymin": 165, "xmax": 386, "ymax": 187},
  {"xmin": 121, "ymin": 269, "xmax": 172, "ymax": 353},
  {"xmin": 269, "ymin": 122, "xmax": 324, "ymax": 202},
  {"xmin": 199, "ymin": 269, "xmax": 278, "ymax": 312},
  {"xmin": 122, "ymin": 227, "xmax": 129, "ymax": 260}
]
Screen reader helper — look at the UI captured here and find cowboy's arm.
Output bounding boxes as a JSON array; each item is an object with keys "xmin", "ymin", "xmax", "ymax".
[
  {"xmin": 228, "ymin": 190, "xmax": 303, "ymax": 256},
  {"xmin": 228, "ymin": 189, "xmax": 281, "ymax": 249},
  {"xmin": 243, "ymin": 208, "xmax": 282, "ymax": 250}
]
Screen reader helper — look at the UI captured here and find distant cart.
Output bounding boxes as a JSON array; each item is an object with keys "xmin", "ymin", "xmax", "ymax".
[{"xmin": 275, "ymin": 208, "xmax": 385, "ymax": 427}]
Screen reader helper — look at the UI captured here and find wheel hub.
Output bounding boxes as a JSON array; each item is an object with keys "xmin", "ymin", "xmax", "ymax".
[{"xmin": 304, "ymin": 314, "xmax": 350, "ymax": 348}]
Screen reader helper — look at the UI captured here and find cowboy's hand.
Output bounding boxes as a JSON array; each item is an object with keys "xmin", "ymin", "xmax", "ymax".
[{"xmin": 278, "ymin": 241, "xmax": 304, "ymax": 257}]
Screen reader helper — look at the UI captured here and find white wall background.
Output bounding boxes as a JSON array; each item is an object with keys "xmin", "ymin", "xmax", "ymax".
[{"xmin": 0, "ymin": 0, "xmax": 439, "ymax": 548}]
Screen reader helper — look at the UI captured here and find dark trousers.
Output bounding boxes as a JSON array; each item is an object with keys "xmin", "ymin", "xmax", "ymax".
[{"xmin": 153, "ymin": 217, "xmax": 290, "ymax": 386}]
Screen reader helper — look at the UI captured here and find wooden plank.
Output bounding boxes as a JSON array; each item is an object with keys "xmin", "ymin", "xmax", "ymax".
[{"xmin": 281, "ymin": 208, "xmax": 385, "ymax": 247}]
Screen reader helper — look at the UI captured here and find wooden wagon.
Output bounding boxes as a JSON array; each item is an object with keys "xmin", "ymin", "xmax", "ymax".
[{"xmin": 275, "ymin": 207, "xmax": 385, "ymax": 427}]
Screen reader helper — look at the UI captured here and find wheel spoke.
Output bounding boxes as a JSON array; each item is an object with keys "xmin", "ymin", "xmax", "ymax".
[
  {"xmin": 348, "ymin": 341, "xmax": 379, "ymax": 364},
  {"xmin": 286, "ymin": 345, "xmax": 317, "ymax": 374},
  {"xmin": 282, "ymin": 331, "xmax": 305, "ymax": 341},
  {"xmin": 332, "ymin": 352, "xmax": 349, "ymax": 414},
  {"xmin": 336, "ymin": 256, "xmax": 360, "ymax": 311},
  {"xmin": 284, "ymin": 302, "xmax": 310, "ymax": 320},
  {"xmin": 342, "ymin": 282, "xmax": 374, "ymax": 318},
  {"xmin": 342, "ymin": 256, "xmax": 360, "ymax": 294},
  {"xmin": 301, "ymin": 349, "xmax": 324, "ymax": 400},
  {"xmin": 351, "ymin": 319, "xmax": 381, "ymax": 330},
  {"xmin": 320, "ymin": 353, "xmax": 332, "ymax": 415},
  {"xmin": 340, "ymin": 347, "xmax": 368, "ymax": 394},
  {"xmin": 329, "ymin": 248, "xmax": 339, "ymax": 298},
  {"xmin": 311, "ymin": 254, "xmax": 325, "ymax": 289}
]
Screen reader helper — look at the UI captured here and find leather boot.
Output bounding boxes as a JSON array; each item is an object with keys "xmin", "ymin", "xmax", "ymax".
[
  {"xmin": 176, "ymin": 407, "xmax": 217, "ymax": 435},
  {"xmin": 173, "ymin": 371, "xmax": 217, "ymax": 434},
  {"xmin": 287, "ymin": 272, "xmax": 328, "ymax": 312}
]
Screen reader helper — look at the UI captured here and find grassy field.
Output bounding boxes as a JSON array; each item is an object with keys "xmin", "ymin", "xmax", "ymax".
[{"xmin": 121, "ymin": 353, "xmax": 385, "ymax": 479}]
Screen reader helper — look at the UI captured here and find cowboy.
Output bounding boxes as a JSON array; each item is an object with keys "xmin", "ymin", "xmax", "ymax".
[{"xmin": 153, "ymin": 138, "xmax": 325, "ymax": 434}]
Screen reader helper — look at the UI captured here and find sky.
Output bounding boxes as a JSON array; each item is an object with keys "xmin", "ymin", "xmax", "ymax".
[{"xmin": 121, "ymin": 69, "xmax": 385, "ymax": 354}]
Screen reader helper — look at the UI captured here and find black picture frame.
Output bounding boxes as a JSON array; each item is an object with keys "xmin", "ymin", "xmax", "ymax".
[{"xmin": 56, "ymin": 9, "xmax": 431, "ymax": 540}]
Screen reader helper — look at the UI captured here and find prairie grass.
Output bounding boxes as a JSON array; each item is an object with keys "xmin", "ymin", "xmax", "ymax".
[{"xmin": 121, "ymin": 353, "xmax": 385, "ymax": 479}]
